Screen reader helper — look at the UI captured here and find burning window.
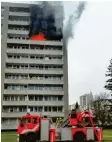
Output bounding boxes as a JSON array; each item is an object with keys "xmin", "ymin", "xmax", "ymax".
[{"xmin": 29, "ymin": 2, "xmax": 63, "ymax": 41}]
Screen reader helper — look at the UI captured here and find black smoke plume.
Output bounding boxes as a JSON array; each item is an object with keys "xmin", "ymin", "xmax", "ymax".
[
  {"xmin": 29, "ymin": 1, "xmax": 63, "ymax": 41},
  {"xmin": 63, "ymin": 1, "xmax": 86, "ymax": 47}
]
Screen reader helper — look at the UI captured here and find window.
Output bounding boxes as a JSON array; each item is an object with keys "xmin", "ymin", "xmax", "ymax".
[
  {"xmin": 30, "ymin": 47, "xmax": 35, "ymax": 50},
  {"xmin": 2, "ymin": 118, "xmax": 9, "ymax": 124},
  {"xmin": 20, "ymin": 96, "xmax": 25, "ymax": 101},
  {"xmin": 45, "ymin": 57, "xmax": 49, "ymax": 60},
  {"xmin": 11, "ymin": 96, "xmax": 14, "ymax": 101},
  {"xmin": 10, "ymin": 107, "xmax": 13, "ymax": 112},
  {"xmin": 8, "ymin": 55, "xmax": 12, "ymax": 58},
  {"xmin": 49, "ymin": 107, "xmax": 51, "ymax": 112},
  {"xmin": 1, "ymin": 6, "xmax": 4, "ymax": 10},
  {"xmin": 21, "ymin": 55, "xmax": 28, "ymax": 58},
  {"xmin": 45, "ymin": 96, "xmax": 48, "ymax": 101},
  {"xmin": 29, "ymin": 107, "xmax": 33, "ymax": 112},
  {"xmin": 39, "ymin": 96, "xmax": 43, "ymax": 101},
  {"xmin": 35, "ymin": 96, "xmax": 38, "ymax": 101},
  {"xmin": 29, "ymin": 86, "xmax": 34, "ymax": 90},
  {"xmin": 52, "ymin": 96, "xmax": 57, "ymax": 101},
  {"xmin": 26, "ymin": 118, "xmax": 31, "ymax": 123},
  {"xmin": 21, "ymin": 117, "xmax": 31, "ymax": 125},
  {"xmin": 45, "ymin": 107, "xmax": 47, "ymax": 112},
  {"xmin": 58, "ymin": 107, "xmax": 63, "ymax": 112},
  {"xmin": 17, "ymin": 56, "xmax": 20, "ymax": 59},
  {"xmin": 38, "ymin": 107, "xmax": 42, "ymax": 112},
  {"xmin": 29, "ymin": 96, "xmax": 34, "ymax": 101},
  {"xmin": 15, "ymin": 96, "xmax": 18, "ymax": 101},
  {"xmin": 13, "ymin": 65, "xmax": 17, "ymax": 69},
  {"xmin": 4, "ymin": 96, "xmax": 9, "ymax": 101},
  {"xmin": 33, "ymin": 118, "xmax": 37, "ymax": 124},
  {"xmin": 7, "ymin": 45, "xmax": 13, "ymax": 49},
  {"xmin": 30, "ymin": 56, "xmax": 35, "ymax": 59},
  {"xmin": 58, "ymin": 96, "xmax": 63, "ymax": 101},
  {"xmin": 34, "ymin": 107, "xmax": 37, "ymax": 112},
  {"xmin": 53, "ymin": 107, "xmax": 57, "ymax": 112},
  {"xmin": 12, "ymin": 86, "xmax": 15, "ymax": 90}
]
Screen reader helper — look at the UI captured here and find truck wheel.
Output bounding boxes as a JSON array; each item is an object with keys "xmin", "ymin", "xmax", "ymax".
[
  {"xmin": 26, "ymin": 133, "xmax": 36, "ymax": 142},
  {"xmin": 73, "ymin": 132, "xmax": 86, "ymax": 142},
  {"xmin": 19, "ymin": 135, "xmax": 25, "ymax": 142}
]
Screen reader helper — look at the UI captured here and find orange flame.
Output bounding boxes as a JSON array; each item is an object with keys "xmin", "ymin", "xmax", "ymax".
[{"xmin": 30, "ymin": 32, "xmax": 46, "ymax": 41}]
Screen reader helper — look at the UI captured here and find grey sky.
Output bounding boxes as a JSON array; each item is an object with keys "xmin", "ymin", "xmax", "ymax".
[{"xmin": 66, "ymin": 1, "xmax": 112, "ymax": 104}]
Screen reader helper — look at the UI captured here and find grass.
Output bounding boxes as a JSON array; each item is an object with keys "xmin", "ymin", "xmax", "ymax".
[
  {"xmin": 1, "ymin": 132, "xmax": 17, "ymax": 142},
  {"xmin": 1, "ymin": 129, "xmax": 112, "ymax": 142},
  {"xmin": 103, "ymin": 129, "xmax": 112, "ymax": 140}
]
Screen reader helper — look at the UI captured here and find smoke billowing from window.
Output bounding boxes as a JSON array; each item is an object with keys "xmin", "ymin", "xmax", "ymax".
[
  {"xmin": 29, "ymin": 1, "xmax": 86, "ymax": 44},
  {"xmin": 29, "ymin": 1, "xmax": 63, "ymax": 41}
]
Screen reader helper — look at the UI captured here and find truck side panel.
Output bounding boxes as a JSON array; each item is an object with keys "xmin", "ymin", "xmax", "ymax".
[
  {"xmin": 40, "ymin": 119, "xmax": 49, "ymax": 141},
  {"xmin": 61, "ymin": 128, "xmax": 72, "ymax": 141}
]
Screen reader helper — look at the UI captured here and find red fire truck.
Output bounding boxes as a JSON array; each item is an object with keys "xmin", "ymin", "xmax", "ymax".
[
  {"xmin": 60, "ymin": 110, "xmax": 103, "ymax": 142},
  {"xmin": 17, "ymin": 113, "xmax": 56, "ymax": 142},
  {"xmin": 17, "ymin": 110, "xmax": 103, "ymax": 142}
]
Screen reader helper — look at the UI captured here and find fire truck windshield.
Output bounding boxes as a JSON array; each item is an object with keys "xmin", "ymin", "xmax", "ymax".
[
  {"xmin": 20, "ymin": 117, "xmax": 31, "ymax": 126},
  {"xmin": 33, "ymin": 117, "xmax": 37, "ymax": 124}
]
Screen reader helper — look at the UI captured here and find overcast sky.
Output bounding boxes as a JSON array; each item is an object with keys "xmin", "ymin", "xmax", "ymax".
[
  {"xmin": 66, "ymin": 1, "xmax": 112, "ymax": 104},
  {"xmin": 2, "ymin": 0, "xmax": 112, "ymax": 104}
]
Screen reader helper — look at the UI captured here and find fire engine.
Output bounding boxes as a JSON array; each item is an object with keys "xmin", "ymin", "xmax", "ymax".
[
  {"xmin": 60, "ymin": 109, "xmax": 103, "ymax": 142},
  {"xmin": 17, "ymin": 113, "xmax": 56, "ymax": 142},
  {"xmin": 17, "ymin": 110, "xmax": 103, "ymax": 142}
]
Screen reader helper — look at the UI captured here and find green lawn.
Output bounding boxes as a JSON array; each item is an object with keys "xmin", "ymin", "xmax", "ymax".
[
  {"xmin": 1, "ymin": 132, "xmax": 17, "ymax": 142},
  {"xmin": 103, "ymin": 129, "xmax": 112, "ymax": 140},
  {"xmin": 1, "ymin": 129, "xmax": 112, "ymax": 142}
]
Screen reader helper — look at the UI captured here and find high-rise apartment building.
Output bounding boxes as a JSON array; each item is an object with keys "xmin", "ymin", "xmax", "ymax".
[
  {"xmin": 80, "ymin": 92, "xmax": 93, "ymax": 110},
  {"xmin": 1, "ymin": 2, "xmax": 68, "ymax": 130}
]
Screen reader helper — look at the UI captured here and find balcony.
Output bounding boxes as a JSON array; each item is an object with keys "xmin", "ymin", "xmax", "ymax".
[
  {"xmin": 7, "ymin": 38, "xmax": 63, "ymax": 46},
  {"xmin": 9, "ymin": 11, "xmax": 30, "ymax": 16},
  {"xmin": 4, "ymin": 90, "xmax": 64, "ymax": 95},
  {"xmin": 4, "ymin": 79, "xmax": 64, "ymax": 85},
  {"xmin": 8, "ymin": 20, "xmax": 29, "ymax": 25},
  {"xmin": 3, "ymin": 101, "xmax": 64, "ymax": 106},
  {"xmin": 6, "ymin": 58, "xmax": 63, "ymax": 65},
  {"xmin": 2, "ymin": 111, "xmax": 64, "ymax": 118},
  {"xmin": 1, "ymin": 123, "xmax": 18, "ymax": 130},
  {"xmin": 8, "ymin": 29, "xmax": 29, "ymax": 35},
  {"xmin": 6, "ymin": 48, "xmax": 63, "ymax": 56},
  {"xmin": 5, "ymin": 68, "xmax": 64, "ymax": 75}
]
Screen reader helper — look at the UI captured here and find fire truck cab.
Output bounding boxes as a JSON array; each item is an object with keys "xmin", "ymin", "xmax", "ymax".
[{"xmin": 17, "ymin": 113, "xmax": 55, "ymax": 142}]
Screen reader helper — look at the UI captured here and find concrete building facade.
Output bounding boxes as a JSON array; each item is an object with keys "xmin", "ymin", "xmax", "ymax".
[
  {"xmin": 1, "ymin": 2, "xmax": 68, "ymax": 130},
  {"xmin": 80, "ymin": 92, "xmax": 93, "ymax": 110}
]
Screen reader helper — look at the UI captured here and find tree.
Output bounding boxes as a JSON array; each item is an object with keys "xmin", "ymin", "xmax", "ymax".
[
  {"xmin": 74, "ymin": 102, "xmax": 80, "ymax": 112},
  {"xmin": 92, "ymin": 93, "xmax": 112, "ymax": 127},
  {"xmin": 75, "ymin": 102, "xmax": 79, "ymax": 109},
  {"xmin": 105, "ymin": 59, "xmax": 112, "ymax": 91},
  {"xmin": 94, "ymin": 92, "xmax": 109, "ymax": 100}
]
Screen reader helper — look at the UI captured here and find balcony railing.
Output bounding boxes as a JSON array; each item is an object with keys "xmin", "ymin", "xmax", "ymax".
[
  {"xmin": 5, "ymin": 68, "xmax": 64, "ymax": 75},
  {"xmin": 2, "ymin": 111, "xmax": 64, "ymax": 118},
  {"xmin": 8, "ymin": 20, "xmax": 30, "ymax": 25},
  {"xmin": 6, "ymin": 48, "xmax": 63, "ymax": 56},
  {"xmin": 6, "ymin": 58, "xmax": 63, "ymax": 65},
  {"xmin": 7, "ymin": 38, "xmax": 63, "ymax": 46},
  {"xmin": 9, "ymin": 11, "xmax": 30, "ymax": 16},
  {"xmin": 4, "ymin": 89, "xmax": 64, "ymax": 95},
  {"xmin": 4, "ymin": 78, "xmax": 64, "ymax": 85},
  {"xmin": 8, "ymin": 29, "xmax": 29, "ymax": 35},
  {"xmin": 3, "ymin": 100, "xmax": 64, "ymax": 106}
]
